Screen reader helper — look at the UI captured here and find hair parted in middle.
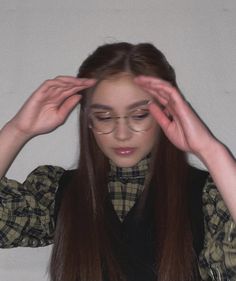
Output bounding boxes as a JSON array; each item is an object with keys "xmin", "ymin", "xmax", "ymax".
[{"xmin": 50, "ymin": 42, "xmax": 198, "ymax": 281}]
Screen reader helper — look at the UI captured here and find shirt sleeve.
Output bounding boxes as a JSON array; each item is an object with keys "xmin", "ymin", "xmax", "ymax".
[
  {"xmin": 0, "ymin": 165, "xmax": 65, "ymax": 248},
  {"xmin": 198, "ymin": 176, "xmax": 236, "ymax": 280}
]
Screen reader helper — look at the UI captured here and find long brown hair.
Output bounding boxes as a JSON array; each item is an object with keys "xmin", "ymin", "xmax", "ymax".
[{"xmin": 50, "ymin": 43, "xmax": 197, "ymax": 281}]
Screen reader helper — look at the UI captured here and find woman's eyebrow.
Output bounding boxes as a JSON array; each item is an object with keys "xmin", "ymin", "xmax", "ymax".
[
  {"xmin": 90, "ymin": 104, "xmax": 112, "ymax": 110},
  {"xmin": 90, "ymin": 100, "xmax": 150, "ymax": 111},
  {"xmin": 127, "ymin": 99, "xmax": 150, "ymax": 110}
]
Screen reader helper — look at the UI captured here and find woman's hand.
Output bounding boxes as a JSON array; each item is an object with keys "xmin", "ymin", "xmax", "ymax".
[
  {"xmin": 135, "ymin": 76, "xmax": 217, "ymax": 158},
  {"xmin": 0, "ymin": 76, "xmax": 95, "ymax": 177},
  {"xmin": 9, "ymin": 76, "xmax": 96, "ymax": 139},
  {"xmin": 135, "ymin": 76, "xmax": 236, "ymax": 223}
]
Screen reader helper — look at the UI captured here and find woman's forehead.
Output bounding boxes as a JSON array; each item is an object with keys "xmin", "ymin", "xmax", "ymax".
[
  {"xmin": 90, "ymin": 74, "xmax": 152, "ymax": 108},
  {"xmin": 90, "ymin": 99, "xmax": 151, "ymax": 112}
]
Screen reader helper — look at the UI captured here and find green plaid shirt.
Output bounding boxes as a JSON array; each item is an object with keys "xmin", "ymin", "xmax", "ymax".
[
  {"xmin": 108, "ymin": 157, "xmax": 148, "ymax": 221},
  {"xmin": 0, "ymin": 164, "xmax": 236, "ymax": 280}
]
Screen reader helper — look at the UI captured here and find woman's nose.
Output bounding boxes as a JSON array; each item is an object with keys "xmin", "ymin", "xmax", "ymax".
[{"xmin": 113, "ymin": 118, "xmax": 132, "ymax": 141}]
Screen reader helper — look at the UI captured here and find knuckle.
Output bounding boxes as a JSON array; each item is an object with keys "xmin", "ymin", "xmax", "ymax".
[
  {"xmin": 54, "ymin": 75, "xmax": 64, "ymax": 80},
  {"xmin": 44, "ymin": 79, "xmax": 55, "ymax": 85}
]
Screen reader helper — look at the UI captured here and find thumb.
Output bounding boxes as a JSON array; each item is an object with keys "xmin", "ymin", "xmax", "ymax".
[
  {"xmin": 149, "ymin": 102, "xmax": 171, "ymax": 132},
  {"xmin": 58, "ymin": 95, "xmax": 81, "ymax": 122}
]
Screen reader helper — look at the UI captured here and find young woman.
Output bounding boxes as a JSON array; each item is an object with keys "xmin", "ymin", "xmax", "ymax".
[{"xmin": 0, "ymin": 42, "xmax": 236, "ymax": 281}]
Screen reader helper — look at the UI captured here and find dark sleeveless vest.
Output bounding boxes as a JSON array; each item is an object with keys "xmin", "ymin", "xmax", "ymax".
[{"xmin": 55, "ymin": 165, "xmax": 208, "ymax": 281}]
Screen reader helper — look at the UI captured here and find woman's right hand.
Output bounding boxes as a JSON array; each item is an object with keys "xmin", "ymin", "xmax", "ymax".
[
  {"xmin": 0, "ymin": 76, "xmax": 95, "ymax": 178},
  {"xmin": 8, "ymin": 76, "xmax": 96, "ymax": 139}
]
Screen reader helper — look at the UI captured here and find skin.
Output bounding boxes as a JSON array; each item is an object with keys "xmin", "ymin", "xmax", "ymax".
[
  {"xmin": 0, "ymin": 74, "xmax": 235, "ymax": 222},
  {"xmin": 90, "ymin": 74, "xmax": 159, "ymax": 167},
  {"xmin": 135, "ymin": 75, "xmax": 236, "ymax": 223},
  {"xmin": 0, "ymin": 76, "xmax": 96, "ymax": 177}
]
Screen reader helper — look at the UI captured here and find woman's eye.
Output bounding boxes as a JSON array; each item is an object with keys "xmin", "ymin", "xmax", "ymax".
[
  {"xmin": 94, "ymin": 115, "xmax": 112, "ymax": 122},
  {"xmin": 131, "ymin": 111, "xmax": 149, "ymax": 120}
]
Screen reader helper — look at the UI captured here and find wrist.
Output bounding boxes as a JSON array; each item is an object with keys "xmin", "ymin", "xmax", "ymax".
[
  {"xmin": 0, "ymin": 121, "xmax": 33, "ymax": 177},
  {"xmin": 197, "ymin": 139, "xmax": 227, "ymax": 168},
  {"xmin": 2, "ymin": 121, "xmax": 33, "ymax": 144}
]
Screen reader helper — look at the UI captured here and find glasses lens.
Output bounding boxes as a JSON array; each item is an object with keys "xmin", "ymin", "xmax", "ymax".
[
  {"xmin": 128, "ymin": 109, "xmax": 154, "ymax": 132},
  {"xmin": 89, "ymin": 105, "xmax": 154, "ymax": 134},
  {"xmin": 89, "ymin": 112, "xmax": 115, "ymax": 134}
]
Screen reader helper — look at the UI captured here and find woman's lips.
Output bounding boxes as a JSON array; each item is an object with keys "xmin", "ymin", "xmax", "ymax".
[{"xmin": 113, "ymin": 147, "xmax": 136, "ymax": 156}]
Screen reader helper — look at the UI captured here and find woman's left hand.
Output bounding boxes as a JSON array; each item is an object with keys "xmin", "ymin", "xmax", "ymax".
[
  {"xmin": 135, "ymin": 76, "xmax": 236, "ymax": 223},
  {"xmin": 135, "ymin": 76, "xmax": 217, "ymax": 158}
]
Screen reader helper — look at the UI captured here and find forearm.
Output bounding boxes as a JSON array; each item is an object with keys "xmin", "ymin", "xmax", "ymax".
[
  {"xmin": 199, "ymin": 140, "xmax": 236, "ymax": 222},
  {"xmin": 0, "ymin": 121, "xmax": 30, "ymax": 178}
]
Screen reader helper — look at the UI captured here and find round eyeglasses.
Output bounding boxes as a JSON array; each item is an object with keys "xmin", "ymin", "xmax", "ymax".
[{"xmin": 88, "ymin": 103, "xmax": 154, "ymax": 135}]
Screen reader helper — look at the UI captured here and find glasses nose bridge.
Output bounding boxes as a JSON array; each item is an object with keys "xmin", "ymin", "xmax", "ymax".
[
  {"xmin": 113, "ymin": 115, "xmax": 133, "ymax": 139},
  {"xmin": 114, "ymin": 115, "xmax": 130, "ymax": 130}
]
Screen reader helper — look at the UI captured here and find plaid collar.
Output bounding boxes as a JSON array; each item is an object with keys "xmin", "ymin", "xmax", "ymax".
[{"xmin": 108, "ymin": 156, "xmax": 151, "ymax": 221}]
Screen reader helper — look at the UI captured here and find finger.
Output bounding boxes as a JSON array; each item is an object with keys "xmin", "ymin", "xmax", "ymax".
[
  {"xmin": 36, "ymin": 80, "xmax": 95, "ymax": 105},
  {"xmin": 33, "ymin": 79, "xmax": 69, "ymax": 95},
  {"xmin": 55, "ymin": 76, "xmax": 96, "ymax": 86},
  {"xmin": 147, "ymin": 87, "xmax": 169, "ymax": 105},
  {"xmin": 135, "ymin": 77, "xmax": 171, "ymax": 102},
  {"xmin": 36, "ymin": 77, "xmax": 96, "ymax": 95},
  {"xmin": 135, "ymin": 75, "xmax": 180, "ymax": 101},
  {"xmin": 53, "ymin": 79, "xmax": 97, "ymax": 98},
  {"xmin": 57, "ymin": 95, "xmax": 82, "ymax": 122},
  {"xmin": 141, "ymin": 82, "xmax": 187, "ymax": 119},
  {"xmin": 138, "ymin": 83, "xmax": 170, "ymax": 107},
  {"xmin": 56, "ymin": 82, "xmax": 97, "ymax": 101},
  {"xmin": 134, "ymin": 75, "xmax": 172, "ymax": 88},
  {"xmin": 149, "ymin": 102, "xmax": 171, "ymax": 130},
  {"xmin": 163, "ymin": 107, "xmax": 174, "ymax": 122}
]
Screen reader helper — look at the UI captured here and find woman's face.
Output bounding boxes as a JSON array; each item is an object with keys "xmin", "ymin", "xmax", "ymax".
[{"xmin": 89, "ymin": 74, "xmax": 159, "ymax": 168}]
